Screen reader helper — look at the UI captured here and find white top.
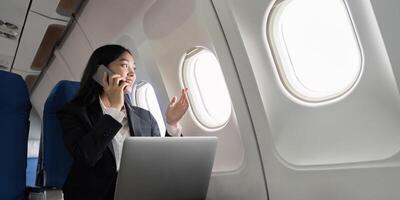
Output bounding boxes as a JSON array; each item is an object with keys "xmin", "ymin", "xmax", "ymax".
[{"xmin": 99, "ymin": 97, "xmax": 182, "ymax": 170}]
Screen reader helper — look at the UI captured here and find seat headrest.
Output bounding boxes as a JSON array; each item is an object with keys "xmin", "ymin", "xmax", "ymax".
[
  {"xmin": 44, "ymin": 80, "xmax": 80, "ymax": 113},
  {"xmin": 0, "ymin": 71, "xmax": 31, "ymax": 111}
]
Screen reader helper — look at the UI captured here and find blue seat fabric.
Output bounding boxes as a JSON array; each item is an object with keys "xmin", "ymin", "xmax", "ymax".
[
  {"xmin": 0, "ymin": 71, "xmax": 31, "ymax": 200},
  {"xmin": 38, "ymin": 80, "xmax": 79, "ymax": 188}
]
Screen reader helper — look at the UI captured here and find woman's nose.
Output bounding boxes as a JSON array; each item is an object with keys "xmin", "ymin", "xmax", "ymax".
[{"xmin": 127, "ymin": 69, "xmax": 135, "ymax": 77}]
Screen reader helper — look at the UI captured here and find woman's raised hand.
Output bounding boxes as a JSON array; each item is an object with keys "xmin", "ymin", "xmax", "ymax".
[
  {"xmin": 102, "ymin": 72, "xmax": 128, "ymax": 110},
  {"xmin": 165, "ymin": 88, "xmax": 189, "ymax": 127}
]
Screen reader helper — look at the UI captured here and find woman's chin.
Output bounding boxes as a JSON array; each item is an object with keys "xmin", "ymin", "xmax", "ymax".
[{"xmin": 123, "ymin": 86, "xmax": 133, "ymax": 94}]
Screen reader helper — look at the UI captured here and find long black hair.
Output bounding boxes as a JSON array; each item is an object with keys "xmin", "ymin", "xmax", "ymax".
[{"xmin": 73, "ymin": 44, "xmax": 132, "ymax": 105}]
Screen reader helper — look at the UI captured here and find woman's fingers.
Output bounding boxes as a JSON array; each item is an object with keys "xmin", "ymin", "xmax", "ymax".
[
  {"xmin": 106, "ymin": 76, "xmax": 128, "ymax": 110},
  {"xmin": 102, "ymin": 72, "xmax": 108, "ymax": 87},
  {"xmin": 179, "ymin": 88, "xmax": 189, "ymax": 106},
  {"xmin": 104, "ymin": 74, "xmax": 128, "ymax": 94},
  {"xmin": 119, "ymin": 81, "xmax": 129, "ymax": 90},
  {"xmin": 109, "ymin": 74, "xmax": 124, "ymax": 87},
  {"xmin": 169, "ymin": 96, "xmax": 177, "ymax": 106}
]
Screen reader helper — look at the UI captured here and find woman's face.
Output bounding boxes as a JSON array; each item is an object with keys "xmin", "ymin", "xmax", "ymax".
[{"xmin": 107, "ymin": 51, "xmax": 136, "ymax": 94}]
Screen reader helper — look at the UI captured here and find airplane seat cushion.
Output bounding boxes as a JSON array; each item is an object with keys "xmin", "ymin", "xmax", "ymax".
[
  {"xmin": 42, "ymin": 80, "xmax": 79, "ymax": 187},
  {"xmin": 0, "ymin": 71, "xmax": 31, "ymax": 199}
]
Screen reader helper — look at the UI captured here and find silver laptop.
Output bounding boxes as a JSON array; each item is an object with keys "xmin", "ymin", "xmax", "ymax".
[{"xmin": 114, "ymin": 137, "xmax": 217, "ymax": 200}]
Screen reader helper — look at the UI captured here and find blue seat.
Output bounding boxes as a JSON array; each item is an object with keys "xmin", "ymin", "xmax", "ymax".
[
  {"xmin": 36, "ymin": 80, "xmax": 79, "ymax": 188},
  {"xmin": 0, "ymin": 71, "xmax": 31, "ymax": 200}
]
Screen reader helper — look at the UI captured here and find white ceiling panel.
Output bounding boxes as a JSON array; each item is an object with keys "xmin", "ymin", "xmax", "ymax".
[
  {"xmin": 58, "ymin": 22, "xmax": 93, "ymax": 80},
  {"xmin": 13, "ymin": 11, "xmax": 67, "ymax": 72},
  {"xmin": 30, "ymin": 0, "xmax": 69, "ymax": 21},
  {"xmin": 0, "ymin": 0, "xmax": 30, "ymax": 70},
  {"xmin": 0, "ymin": 0, "xmax": 30, "ymax": 28}
]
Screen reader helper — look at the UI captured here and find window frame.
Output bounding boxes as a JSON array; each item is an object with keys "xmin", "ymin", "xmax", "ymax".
[
  {"xmin": 179, "ymin": 46, "xmax": 232, "ymax": 131},
  {"xmin": 266, "ymin": 0, "xmax": 364, "ymax": 105}
]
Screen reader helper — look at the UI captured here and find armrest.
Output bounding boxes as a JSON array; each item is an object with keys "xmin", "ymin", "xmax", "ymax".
[{"xmin": 25, "ymin": 186, "xmax": 63, "ymax": 200}]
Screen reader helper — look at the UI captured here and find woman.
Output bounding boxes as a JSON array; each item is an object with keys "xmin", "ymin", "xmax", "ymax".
[{"xmin": 57, "ymin": 44, "xmax": 189, "ymax": 200}]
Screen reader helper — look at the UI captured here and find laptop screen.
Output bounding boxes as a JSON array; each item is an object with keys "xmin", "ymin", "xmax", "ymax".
[{"xmin": 114, "ymin": 137, "xmax": 217, "ymax": 200}]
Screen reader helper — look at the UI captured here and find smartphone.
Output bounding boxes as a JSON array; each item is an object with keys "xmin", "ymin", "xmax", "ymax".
[{"xmin": 92, "ymin": 64, "xmax": 114, "ymax": 87}]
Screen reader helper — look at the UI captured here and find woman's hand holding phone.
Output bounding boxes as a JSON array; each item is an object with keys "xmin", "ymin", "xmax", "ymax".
[{"xmin": 102, "ymin": 73, "xmax": 128, "ymax": 111}]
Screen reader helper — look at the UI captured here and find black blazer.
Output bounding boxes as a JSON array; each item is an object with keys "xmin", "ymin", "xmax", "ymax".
[{"xmin": 57, "ymin": 98, "xmax": 169, "ymax": 200}]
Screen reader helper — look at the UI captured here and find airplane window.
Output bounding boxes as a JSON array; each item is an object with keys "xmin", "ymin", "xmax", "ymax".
[
  {"xmin": 267, "ymin": 0, "xmax": 363, "ymax": 104},
  {"xmin": 181, "ymin": 47, "xmax": 232, "ymax": 131},
  {"xmin": 134, "ymin": 81, "xmax": 166, "ymax": 136}
]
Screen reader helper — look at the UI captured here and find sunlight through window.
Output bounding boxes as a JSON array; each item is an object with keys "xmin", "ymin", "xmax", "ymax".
[
  {"xmin": 181, "ymin": 47, "xmax": 232, "ymax": 130},
  {"xmin": 267, "ymin": 0, "xmax": 363, "ymax": 104}
]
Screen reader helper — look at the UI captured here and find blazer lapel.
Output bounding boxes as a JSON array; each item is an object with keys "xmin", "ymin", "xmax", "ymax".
[
  {"xmin": 87, "ymin": 98, "xmax": 116, "ymax": 160},
  {"xmin": 86, "ymin": 99, "xmax": 102, "ymax": 126},
  {"xmin": 125, "ymin": 102, "xmax": 149, "ymax": 136}
]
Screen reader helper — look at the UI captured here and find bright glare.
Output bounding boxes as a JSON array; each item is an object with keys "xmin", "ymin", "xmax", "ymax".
[
  {"xmin": 182, "ymin": 48, "xmax": 232, "ymax": 129},
  {"xmin": 269, "ymin": 0, "xmax": 362, "ymax": 102}
]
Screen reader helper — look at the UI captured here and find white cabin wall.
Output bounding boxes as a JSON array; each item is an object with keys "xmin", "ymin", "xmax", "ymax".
[
  {"xmin": 215, "ymin": 0, "xmax": 400, "ymax": 165},
  {"xmin": 31, "ymin": 50, "xmax": 75, "ymax": 118},
  {"xmin": 29, "ymin": 16, "xmax": 93, "ymax": 117},
  {"xmin": 27, "ymin": 109, "xmax": 41, "ymax": 158},
  {"xmin": 57, "ymin": 22, "xmax": 93, "ymax": 80},
  {"xmin": 138, "ymin": 1, "xmax": 267, "ymax": 198},
  {"xmin": 28, "ymin": 109, "xmax": 41, "ymax": 140},
  {"xmin": 370, "ymin": 0, "xmax": 400, "ymax": 90},
  {"xmin": 213, "ymin": 0, "xmax": 400, "ymax": 199},
  {"xmin": 75, "ymin": 0, "xmax": 170, "ymax": 113},
  {"xmin": 140, "ymin": 0, "xmax": 246, "ymax": 172}
]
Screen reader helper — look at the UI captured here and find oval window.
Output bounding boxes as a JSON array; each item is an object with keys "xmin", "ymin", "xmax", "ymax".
[
  {"xmin": 267, "ymin": 0, "xmax": 363, "ymax": 103},
  {"xmin": 181, "ymin": 47, "xmax": 232, "ymax": 130}
]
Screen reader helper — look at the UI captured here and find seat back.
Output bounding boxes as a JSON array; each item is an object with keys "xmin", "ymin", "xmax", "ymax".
[
  {"xmin": 0, "ymin": 71, "xmax": 31, "ymax": 199},
  {"xmin": 38, "ymin": 80, "xmax": 79, "ymax": 188},
  {"xmin": 133, "ymin": 80, "xmax": 166, "ymax": 136}
]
